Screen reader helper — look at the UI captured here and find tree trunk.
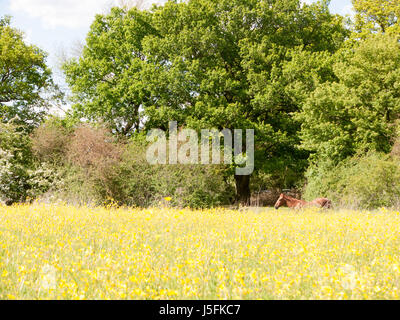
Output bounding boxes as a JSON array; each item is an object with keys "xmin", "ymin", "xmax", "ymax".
[{"xmin": 235, "ymin": 174, "xmax": 251, "ymax": 206}]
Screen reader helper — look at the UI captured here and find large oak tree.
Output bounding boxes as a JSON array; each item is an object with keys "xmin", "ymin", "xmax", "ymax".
[{"xmin": 64, "ymin": 0, "xmax": 347, "ymax": 204}]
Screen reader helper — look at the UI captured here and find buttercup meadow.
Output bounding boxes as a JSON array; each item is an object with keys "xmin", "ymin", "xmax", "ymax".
[{"xmin": 1, "ymin": 204, "xmax": 400, "ymax": 300}]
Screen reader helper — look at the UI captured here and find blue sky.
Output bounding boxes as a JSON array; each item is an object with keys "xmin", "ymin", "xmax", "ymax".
[{"xmin": 0, "ymin": 0, "xmax": 353, "ymax": 86}]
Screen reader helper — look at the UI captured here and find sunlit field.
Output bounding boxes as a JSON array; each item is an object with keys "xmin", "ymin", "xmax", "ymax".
[{"xmin": 1, "ymin": 204, "xmax": 400, "ymax": 300}]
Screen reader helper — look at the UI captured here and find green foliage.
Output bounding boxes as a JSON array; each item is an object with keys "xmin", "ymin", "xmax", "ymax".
[
  {"xmin": 141, "ymin": 0, "xmax": 347, "ymax": 177},
  {"xmin": 5, "ymin": 2, "xmax": 400, "ymax": 209},
  {"xmin": 26, "ymin": 162, "xmax": 63, "ymax": 200},
  {"xmin": 304, "ymin": 152, "xmax": 400, "ymax": 209},
  {"xmin": 298, "ymin": 34, "xmax": 400, "ymax": 164},
  {"xmin": 66, "ymin": 138, "xmax": 235, "ymax": 208},
  {"xmin": 0, "ymin": 16, "xmax": 56, "ymax": 132},
  {"xmin": 63, "ymin": 0, "xmax": 348, "ymax": 202},
  {"xmin": 30, "ymin": 124, "xmax": 234, "ymax": 208},
  {"xmin": 41, "ymin": 164, "xmax": 99, "ymax": 206},
  {"xmin": 63, "ymin": 7, "xmax": 156, "ymax": 136},
  {"xmin": 0, "ymin": 121, "xmax": 33, "ymax": 201},
  {"xmin": 352, "ymin": 0, "xmax": 400, "ymax": 36},
  {"xmin": 108, "ymin": 140, "xmax": 235, "ymax": 208}
]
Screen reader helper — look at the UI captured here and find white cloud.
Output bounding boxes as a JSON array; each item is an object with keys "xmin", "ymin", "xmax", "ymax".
[
  {"xmin": 9, "ymin": 0, "xmax": 111, "ymax": 29},
  {"xmin": 22, "ymin": 28, "xmax": 33, "ymax": 44},
  {"xmin": 341, "ymin": 4, "xmax": 355, "ymax": 18},
  {"xmin": 9, "ymin": 0, "xmax": 164, "ymax": 30}
]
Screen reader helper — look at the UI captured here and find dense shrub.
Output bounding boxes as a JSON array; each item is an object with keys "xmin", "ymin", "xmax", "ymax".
[
  {"xmin": 30, "ymin": 124, "xmax": 235, "ymax": 208},
  {"xmin": 27, "ymin": 162, "xmax": 72, "ymax": 201},
  {"xmin": 31, "ymin": 117, "xmax": 71, "ymax": 163},
  {"xmin": 304, "ymin": 152, "xmax": 400, "ymax": 209},
  {"xmin": 90, "ymin": 140, "xmax": 235, "ymax": 208},
  {"xmin": 32, "ymin": 124, "xmax": 122, "ymax": 206},
  {"xmin": 38, "ymin": 165, "xmax": 99, "ymax": 206},
  {"xmin": 66, "ymin": 125, "xmax": 122, "ymax": 169},
  {"xmin": 0, "ymin": 122, "xmax": 33, "ymax": 202}
]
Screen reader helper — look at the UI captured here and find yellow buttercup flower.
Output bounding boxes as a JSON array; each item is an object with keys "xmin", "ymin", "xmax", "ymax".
[{"xmin": 0, "ymin": 204, "xmax": 399, "ymax": 299}]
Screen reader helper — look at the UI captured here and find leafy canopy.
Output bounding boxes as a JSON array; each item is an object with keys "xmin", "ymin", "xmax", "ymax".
[
  {"xmin": 353, "ymin": 0, "xmax": 400, "ymax": 36},
  {"xmin": 0, "ymin": 16, "xmax": 54, "ymax": 131},
  {"xmin": 64, "ymin": 0, "xmax": 346, "ymax": 151},
  {"xmin": 298, "ymin": 34, "xmax": 400, "ymax": 164}
]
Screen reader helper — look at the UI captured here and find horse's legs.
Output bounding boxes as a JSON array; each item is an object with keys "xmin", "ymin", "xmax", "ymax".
[
  {"xmin": 325, "ymin": 200, "xmax": 332, "ymax": 209},
  {"xmin": 294, "ymin": 203, "xmax": 303, "ymax": 211}
]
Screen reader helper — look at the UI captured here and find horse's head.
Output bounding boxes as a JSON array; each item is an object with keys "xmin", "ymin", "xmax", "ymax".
[{"xmin": 274, "ymin": 193, "xmax": 286, "ymax": 210}]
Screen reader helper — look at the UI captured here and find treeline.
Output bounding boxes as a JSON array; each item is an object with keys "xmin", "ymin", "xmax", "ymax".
[{"xmin": 2, "ymin": 0, "xmax": 400, "ymax": 209}]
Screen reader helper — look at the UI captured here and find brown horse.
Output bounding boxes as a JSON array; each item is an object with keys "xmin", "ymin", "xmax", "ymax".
[{"xmin": 274, "ymin": 193, "xmax": 332, "ymax": 210}]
